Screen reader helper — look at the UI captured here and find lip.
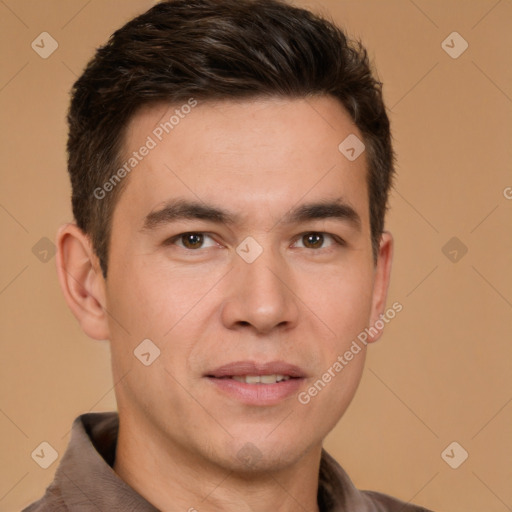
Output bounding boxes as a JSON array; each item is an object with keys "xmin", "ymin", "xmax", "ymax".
[
  {"xmin": 206, "ymin": 360, "xmax": 306, "ymax": 378},
  {"xmin": 205, "ymin": 360, "xmax": 306, "ymax": 406}
]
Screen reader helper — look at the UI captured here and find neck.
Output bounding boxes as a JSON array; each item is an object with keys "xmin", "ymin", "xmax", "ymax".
[{"xmin": 113, "ymin": 413, "xmax": 322, "ymax": 512}]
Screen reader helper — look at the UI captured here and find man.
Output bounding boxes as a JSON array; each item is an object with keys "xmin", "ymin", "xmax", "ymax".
[{"xmin": 24, "ymin": 0, "xmax": 433, "ymax": 510}]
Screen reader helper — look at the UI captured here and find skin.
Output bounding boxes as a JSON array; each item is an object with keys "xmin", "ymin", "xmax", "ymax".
[{"xmin": 56, "ymin": 96, "xmax": 393, "ymax": 512}]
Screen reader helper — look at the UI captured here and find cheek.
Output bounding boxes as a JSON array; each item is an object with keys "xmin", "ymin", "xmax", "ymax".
[
  {"xmin": 106, "ymin": 259, "xmax": 196, "ymax": 337},
  {"xmin": 104, "ymin": 259, "xmax": 225, "ymax": 378},
  {"xmin": 296, "ymin": 271, "xmax": 372, "ymax": 419},
  {"xmin": 296, "ymin": 262, "xmax": 375, "ymax": 347}
]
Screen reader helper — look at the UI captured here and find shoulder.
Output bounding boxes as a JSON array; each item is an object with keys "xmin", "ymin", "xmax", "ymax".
[
  {"xmin": 319, "ymin": 449, "xmax": 434, "ymax": 511},
  {"xmin": 21, "ymin": 485, "xmax": 67, "ymax": 512},
  {"xmin": 362, "ymin": 489, "xmax": 434, "ymax": 511}
]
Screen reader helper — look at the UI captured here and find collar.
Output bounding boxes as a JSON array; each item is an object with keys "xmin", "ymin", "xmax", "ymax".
[{"xmin": 44, "ymin": 412, "xmax": 427, "ymax": 511}]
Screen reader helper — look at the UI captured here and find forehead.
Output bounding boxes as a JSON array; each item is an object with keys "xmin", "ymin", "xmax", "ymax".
[{"xmin": 115, "ymin": 96, "xmax": 369, "ymax": 228}]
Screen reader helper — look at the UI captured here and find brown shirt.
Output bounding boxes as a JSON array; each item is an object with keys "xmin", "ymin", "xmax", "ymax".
[{"xmin": 23, "ymin": 412, "xmax": 433, "ymax": 511}]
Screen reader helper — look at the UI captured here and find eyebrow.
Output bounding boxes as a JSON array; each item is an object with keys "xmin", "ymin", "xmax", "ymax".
[
  {"xmin": 141, "ymin": 199, "xmax": 237, "ymax": 231},
  {"xmin": 141, "ymin": 198, "xmax": 361, "ymax": 232},
  {"xmin": 280, "ymin": 199, "xmax": 361, "ymax": 230}
]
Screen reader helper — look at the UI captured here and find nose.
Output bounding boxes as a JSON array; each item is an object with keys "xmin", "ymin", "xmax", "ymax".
[{"xmin": 220, "ymin": 248, "xmax": 300, "ymax": 335}]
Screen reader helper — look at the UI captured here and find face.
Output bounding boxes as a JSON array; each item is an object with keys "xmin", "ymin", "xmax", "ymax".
[{"xmin": 103, "ymin": 96, "xmax": 391, "ymax": 472}]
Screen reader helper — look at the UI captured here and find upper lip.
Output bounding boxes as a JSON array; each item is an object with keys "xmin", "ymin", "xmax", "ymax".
[{"xmin": 206, "ymin": 360, "xmax": 306, "ymax": 378}]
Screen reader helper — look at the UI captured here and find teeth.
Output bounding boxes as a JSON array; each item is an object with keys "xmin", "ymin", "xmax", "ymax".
[{"xmin": 231, "ymin": 374, "xmax": 291, "ymax": 384}]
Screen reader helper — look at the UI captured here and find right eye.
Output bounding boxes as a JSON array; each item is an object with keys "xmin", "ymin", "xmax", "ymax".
[{"xmin": 165, "ymin": 232, "xmax": 218, "ymax": 250}]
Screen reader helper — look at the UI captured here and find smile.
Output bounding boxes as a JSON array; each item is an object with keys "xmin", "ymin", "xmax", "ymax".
[
  {"xmin": 230, "ymin": 374, "xmax": 292, "ymax": 384},
  {"xmin": 205, "ymin": 361, "xmax": 306, "ymax": 405}
]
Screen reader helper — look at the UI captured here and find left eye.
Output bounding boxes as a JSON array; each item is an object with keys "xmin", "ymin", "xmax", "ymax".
[
  {"xmin": 293, "ymin": 232, "xmax": 337, "ymax": 249},
  {"xmin": 172, "ymin": 232, "xmax": 218, "ymax": 250}
]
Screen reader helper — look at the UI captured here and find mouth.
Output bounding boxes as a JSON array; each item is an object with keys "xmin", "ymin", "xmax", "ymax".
[
  {"xmin": 229, "ymin": 374, "xmax": 292, "ymax": 384},
  {"xmin": 205, "ymin": 361, "xmax": 306, "ymax": 405},
  {"xmin": 206, "ymin": 360, "xmax": 306, "ymax": 380}
]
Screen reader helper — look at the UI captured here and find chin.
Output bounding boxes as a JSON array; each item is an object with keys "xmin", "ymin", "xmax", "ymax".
[{"xmin": 213, "ymin": 432, "xmax": 317, "ymax": 475}]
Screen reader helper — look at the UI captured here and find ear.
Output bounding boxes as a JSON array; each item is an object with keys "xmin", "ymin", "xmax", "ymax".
[
  {"xmin": 367, "ymin": 231, "xmax": 394, "ymax": 343},
  {"xmin": 55, "ymin": 223, "xmax": 110, "ymax": 341}
]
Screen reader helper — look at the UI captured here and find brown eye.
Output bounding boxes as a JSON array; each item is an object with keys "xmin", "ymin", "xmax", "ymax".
[
  {"xmin": 167, "ymin": 232, "xmax": 218, "ymax": 251},
  {"xmin": 302, "ymin": 232, "xmax": 324, "ymax": 249},
  {"xmin": 293, "ymin": 232, "xmax": 342, "ymax": 250},
  {"xmin": 181, "ymin": 232, "xmax": 204, "ymax": 249}
]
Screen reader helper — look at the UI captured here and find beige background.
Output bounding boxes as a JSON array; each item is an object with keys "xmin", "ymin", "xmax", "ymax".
[{"xmin": 1, "ymin": 0, "xmax": 511, "ymax": 511}]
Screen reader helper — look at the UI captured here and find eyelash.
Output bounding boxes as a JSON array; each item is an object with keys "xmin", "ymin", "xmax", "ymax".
[{"xmin": 164, "ymin": 232, "xmax": 345, "ymax": 251}]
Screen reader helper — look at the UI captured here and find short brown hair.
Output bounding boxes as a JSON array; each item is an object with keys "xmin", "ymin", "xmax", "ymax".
[{"xmin": 67, "ymin": 0, "xmax": 394, "ymax": 277}]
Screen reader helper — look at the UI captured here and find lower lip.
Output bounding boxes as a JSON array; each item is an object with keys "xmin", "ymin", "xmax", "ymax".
[{"xmin": 206, "ymin": 377, "xmax": 304, "ymax": 405}]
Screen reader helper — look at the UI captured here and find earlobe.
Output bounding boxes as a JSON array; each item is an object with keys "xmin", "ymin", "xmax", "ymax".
[
  {"xmin": 367, "ymin": 231, "xmax": 394, "ymax": 343},
  {"xmin": 56, "ymin": 223, "xmax": 110, "ymax": 341}
]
